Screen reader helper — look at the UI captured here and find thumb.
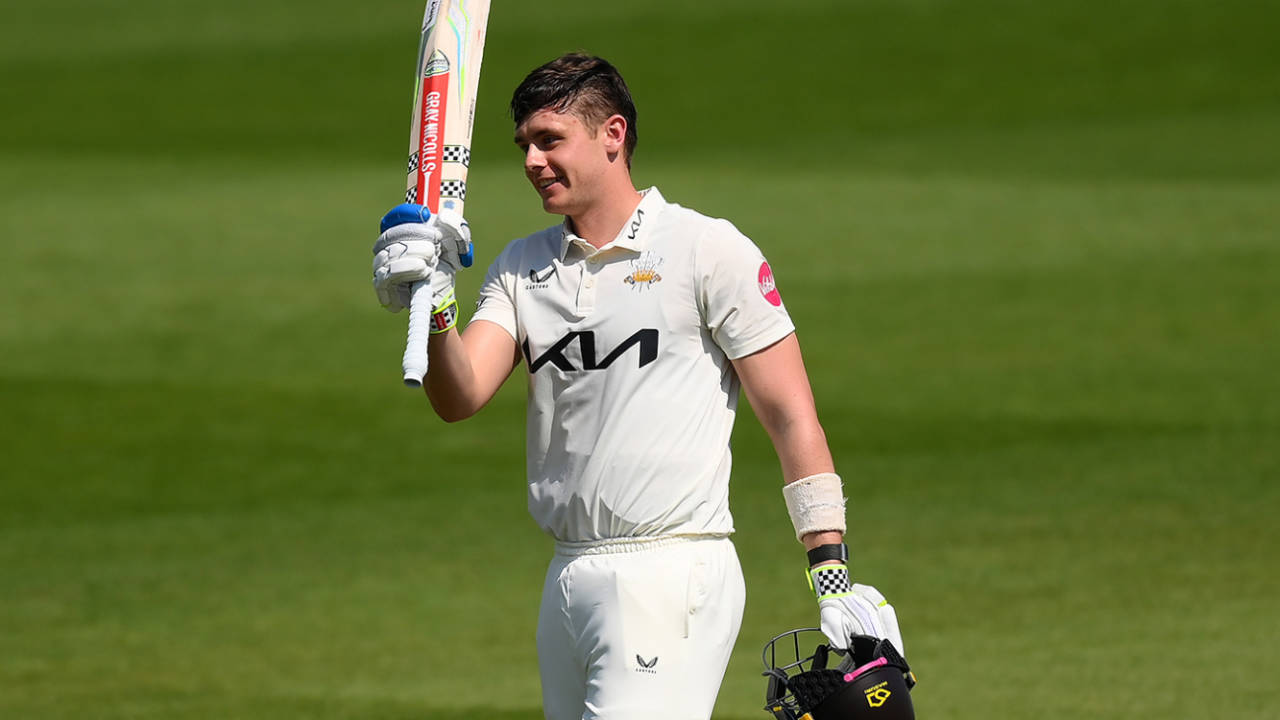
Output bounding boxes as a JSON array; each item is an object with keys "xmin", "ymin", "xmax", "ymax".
[{"xmin": 819, "ymin": 603, "xmax": 853, "ymax": 649}]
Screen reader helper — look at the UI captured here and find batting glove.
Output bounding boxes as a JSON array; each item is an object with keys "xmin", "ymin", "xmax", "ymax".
[
  {"xmin": 372, "ymin": 208, "xmax": 471, "ymax": 314},
  {"xmin": 809, "ymin": 564, "xmax": 905, "ymax": 655}
]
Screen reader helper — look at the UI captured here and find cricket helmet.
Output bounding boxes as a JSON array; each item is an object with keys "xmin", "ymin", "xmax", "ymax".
[{"xmin": 762, "ymin": 628, "xmax": 916, "ymax": 720}]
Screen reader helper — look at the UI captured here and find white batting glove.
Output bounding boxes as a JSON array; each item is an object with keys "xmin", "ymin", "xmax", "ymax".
[
  {"xmin": 371, "ymin": 210, "xmax": 471, "ymax": 313},
  {"xmin": 428, "ymin": 209, "xmax": 472, "ymax": 273},
  {"xmin": 809, "ymin": 564, "xmax": 905, "ymax": 655}
]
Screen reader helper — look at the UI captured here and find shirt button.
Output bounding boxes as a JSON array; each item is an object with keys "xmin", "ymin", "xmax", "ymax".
[{"xmin": 585, "ymin": 278, "xmax": 595, "ymax": 288}]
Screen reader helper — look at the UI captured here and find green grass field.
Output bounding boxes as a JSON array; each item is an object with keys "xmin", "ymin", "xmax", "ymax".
[{"xmin": 2, "ymin": 1, "xmax": 1277, "ymax": 717}]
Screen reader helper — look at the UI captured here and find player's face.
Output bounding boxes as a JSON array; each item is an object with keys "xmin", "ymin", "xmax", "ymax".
[{"xmin": 514, "ymin": 109, "xmax": 613, "ymax": 215}]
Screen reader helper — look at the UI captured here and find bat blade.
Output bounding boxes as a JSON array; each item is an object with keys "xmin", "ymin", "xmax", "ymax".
[
  {"xmin": 397, "ymin": 0, "xmax": 490, "ymax": 387},
  {"xmin": 405, "ymin": 0, "xmax": 490, "ymax": 218}
]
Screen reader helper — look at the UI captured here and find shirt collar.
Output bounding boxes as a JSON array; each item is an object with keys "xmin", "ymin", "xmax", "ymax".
[{"xmin": 558, "ymin": 186, "xmax": 666, "ymax": 260}]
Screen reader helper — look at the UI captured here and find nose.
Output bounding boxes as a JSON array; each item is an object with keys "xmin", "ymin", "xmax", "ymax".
[{"xmin": 524, "ymin": 144, "xmax": 545, "ymax": 173}]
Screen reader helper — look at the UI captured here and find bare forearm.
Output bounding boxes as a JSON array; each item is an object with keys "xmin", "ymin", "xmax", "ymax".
[
  {"xmin": 422, "ymin": 320, "xmax": 518, "ymax": 422},
  {"xmin": 765, "ymin": 418, "xmax": 843, "ymax": 550},
  {"xmin": 764, "ymin": 414, "xmax": 835, "ymax": 484},
  {"xmin": 732, "ymin": 334, "xmax": 844, "ymax": 550},
  {"xmin": 423, "ymin": 329, "xmax": 481, "ymax": 421}
]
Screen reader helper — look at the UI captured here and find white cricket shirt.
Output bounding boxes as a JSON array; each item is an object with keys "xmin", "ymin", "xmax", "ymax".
[{"xmin": 472, "ymin": 188, "xmax": 795, "ymax": 543}]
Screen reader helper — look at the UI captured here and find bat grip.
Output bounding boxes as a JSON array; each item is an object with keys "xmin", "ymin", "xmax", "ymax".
[{"xmin": 401, "ymin": 277, "xmax": 434, "ymax": 387}]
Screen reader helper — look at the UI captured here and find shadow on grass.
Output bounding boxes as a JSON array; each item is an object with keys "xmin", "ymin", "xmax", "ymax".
[
  {"xmin": 278, "ymin": 699, "xmax": 759, "ymax": 720},
  {"xmin": 283, "ymin": 704, "xmax": 757, "ymax": 720},
  {"xmin": 20, "ymin": 688, "xmax": 763, "ymax": 720}
]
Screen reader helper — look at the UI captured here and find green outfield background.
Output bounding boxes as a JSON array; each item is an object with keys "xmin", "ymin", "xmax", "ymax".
[{"xmin": 2, "ymin": 1, "xmax": 1277, "ymax": 717}]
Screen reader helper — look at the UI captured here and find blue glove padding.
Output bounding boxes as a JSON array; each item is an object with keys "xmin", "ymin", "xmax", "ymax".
[{"xmin": 379, "ymin": 203, "xmax": 473, "ymax": 268}]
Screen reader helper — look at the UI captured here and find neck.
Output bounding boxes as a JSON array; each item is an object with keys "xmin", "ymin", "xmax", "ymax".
[{"xmin": 568, "ymin": 178, "xmax": 643, "ymax": 248}]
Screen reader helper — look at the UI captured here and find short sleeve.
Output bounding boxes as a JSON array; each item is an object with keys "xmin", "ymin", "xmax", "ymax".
[
  {"xmin": 695, "ymin": 220, "xmax": 795, "ymax": 359},
  {"xmin": 469, "ymin": 245, "xmax": 519, "ymax": 342}
]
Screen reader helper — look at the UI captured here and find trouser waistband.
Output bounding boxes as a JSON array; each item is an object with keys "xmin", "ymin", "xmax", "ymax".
[{"xmin": 553, "ymin": 533, "xmax": 731, "ymax": 556}]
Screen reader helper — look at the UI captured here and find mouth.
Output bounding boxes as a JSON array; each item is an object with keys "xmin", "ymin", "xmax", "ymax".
[{"xmin": 534, "ymin": 176, "xmax": 563, "ymax": 194}]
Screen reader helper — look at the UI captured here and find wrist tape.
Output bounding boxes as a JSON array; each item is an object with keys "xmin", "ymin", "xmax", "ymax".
[
  {"xmin": 430, "ymin": 291, "xmax": 459, "ymax": 334},
  {"xmin": 782, "ymin": 472, "xmax": 847, "ymax": 541},
  {"xmin": 807, "ymin": 563, "xmax": 854, "ymax": 600}
]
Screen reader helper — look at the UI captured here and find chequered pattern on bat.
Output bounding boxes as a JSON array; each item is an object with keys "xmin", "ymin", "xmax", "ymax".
[
  {"xmin": 405, "ymin": 186, "xmax": 417, "ymax": 203},
  {"xmin": 408, "ymin": 151, "xmax": 420, "ymax": 174},
  {"xmin": 441, "ymin": 180, "xmax": 466, "ymax": 200},
  {"xmin": 443, "ymin": 145, "xmax": 471, "ymax": 166}
]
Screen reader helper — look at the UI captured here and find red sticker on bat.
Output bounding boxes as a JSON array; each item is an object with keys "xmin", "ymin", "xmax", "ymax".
[
  {"xmin": 758, "ymin": 261, "xmax": 781, "ymax": 306},
  {"xmin": 418, "ymin": 70, "xmax": 450, "ymax": 213}
]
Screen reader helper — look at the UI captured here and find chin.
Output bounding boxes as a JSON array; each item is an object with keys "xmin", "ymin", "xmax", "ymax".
[{"xmin": 540, "ymin": 193, "xmax": 572, "ymax": 215}]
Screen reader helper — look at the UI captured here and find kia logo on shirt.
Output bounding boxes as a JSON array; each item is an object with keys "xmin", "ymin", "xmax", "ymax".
[
  {"xmin": 523, "ymin": 329, "xmax": 659, "ymax": 372},
  {"xmin": 625, "ymin": 208, "xmax": 645, "ymax": 240}
]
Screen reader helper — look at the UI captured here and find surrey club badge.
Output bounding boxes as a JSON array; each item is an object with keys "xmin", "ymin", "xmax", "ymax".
[{"xmin": 625, "ymin": 252, "xmax": 664, "ymax": 289}]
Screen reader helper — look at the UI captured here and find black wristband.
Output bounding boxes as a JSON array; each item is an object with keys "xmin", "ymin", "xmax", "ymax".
[{"xmin": 806, "ymin": 542, "xmax": 848, "ymax": 567}]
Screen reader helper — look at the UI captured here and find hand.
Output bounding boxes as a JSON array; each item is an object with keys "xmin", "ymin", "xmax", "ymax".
[
  {"xmin": 428, "ymin": 209, "xmax": 472, "ymax": 273},
  {"xmin": 809, "ymin": 565, "xmax": 905, "ymax": 655},
  {"xmin": 372, "ymin": 208, "xmax": 472, "ymax": 313}
]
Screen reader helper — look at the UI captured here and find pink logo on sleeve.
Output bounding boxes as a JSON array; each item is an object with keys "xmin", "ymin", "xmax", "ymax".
[{"xmin": 758, "ymin": 262, "xmax": 782, "ymax": 306}]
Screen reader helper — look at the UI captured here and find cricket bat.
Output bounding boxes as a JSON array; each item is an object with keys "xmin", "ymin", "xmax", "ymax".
[{"xmin": 387, "ymin": 0, "xmax": 490, "ymax": 387}]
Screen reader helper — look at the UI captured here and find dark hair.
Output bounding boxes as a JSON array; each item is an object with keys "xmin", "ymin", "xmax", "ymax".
[{"xmin": 510, "ymin": 53, "xmax": 638, "ymax": 165}]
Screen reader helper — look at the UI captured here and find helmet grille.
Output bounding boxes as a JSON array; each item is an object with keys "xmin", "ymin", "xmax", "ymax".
[{"xmin": 787, "ymin": 668, "xmax": 846, "ymax": 711}]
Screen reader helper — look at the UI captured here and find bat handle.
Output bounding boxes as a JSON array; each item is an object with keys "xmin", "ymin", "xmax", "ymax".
[
  {"xmin": 402, "ymin": 277, "xmax": 433, "ymax": 387},
  {"xmin": 381, "ymin": 202, "xmax": 435, "ymax": 388}
]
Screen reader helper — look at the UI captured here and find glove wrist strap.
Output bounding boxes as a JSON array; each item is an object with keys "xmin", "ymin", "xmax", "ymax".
[
  {"xmin": 807, "ymin": 563, "xmax": 854, "ymax": 601},
  {"xmin": 807, "ymin": 542, "xmax": 848, "ymax": 567},
  {"xmin": 429, "ymin": 292, "xmax": 459, "ymax": 334}
]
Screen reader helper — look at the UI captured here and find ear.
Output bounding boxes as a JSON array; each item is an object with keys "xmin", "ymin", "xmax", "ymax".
[{"xmin": 600, "ymin": 114, "xmax": 627, "ymax": 154}]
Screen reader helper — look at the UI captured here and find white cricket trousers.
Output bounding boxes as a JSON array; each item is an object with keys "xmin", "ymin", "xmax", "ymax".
[{"xmin": 537, "ymin": 535, "xmax": 746, "ymax": 720}]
